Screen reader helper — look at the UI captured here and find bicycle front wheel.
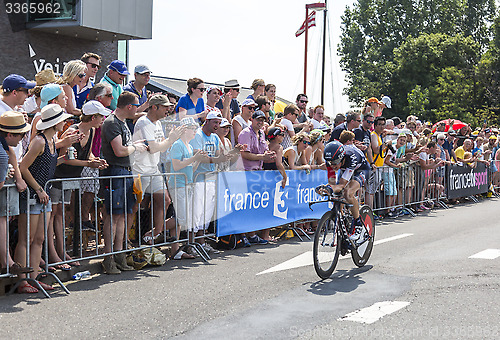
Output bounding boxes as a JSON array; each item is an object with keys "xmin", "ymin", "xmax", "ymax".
[{"xmin": 313, "ymin": 210, "xmax": 341, "ymax": 279}]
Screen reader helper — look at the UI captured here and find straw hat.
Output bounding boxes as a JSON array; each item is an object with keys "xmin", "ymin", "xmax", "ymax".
[
  {"xmin": 35, "ymin": 69, "xmax": 58, "ymax": 86},
  {"xmin": 0, "ymin": 111, "xmax": 31, "ymax": 134},
  {"xmin": 36, "ymin": 104, "xmax": 72, "ymax": 130}
]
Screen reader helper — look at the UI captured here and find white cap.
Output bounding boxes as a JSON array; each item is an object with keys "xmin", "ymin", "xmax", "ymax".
[
  {"xmin": 206, "ymin": 111, "xmax": 223, "ymax": 120},
  {"xmin": 241, "ymin": 98, "xmax": 257, "ymax": 107},
  {"xmin": 220, "ymin": 118, "xmax": 231, "ymax": 127},
  {"xmin": 381, "ymin": 95, "xmax": 392, "ymax": 109},
  {"xmin": 82, "ymin": 100, "xmax": 111, "ymax": 116}
]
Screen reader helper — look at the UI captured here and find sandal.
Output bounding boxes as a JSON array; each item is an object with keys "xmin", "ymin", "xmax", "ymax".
[
  {"xmin": 36, "ymin": 281, "xmax": 54, "ymax": 291},
  {"xmin": 17, "ymin": 282, "xmax": 38, "ymax": 294},
  {"xmin": 173, "ymin": 250, "xmax": 195, "ymax": 260},
  {"xmin": 54, "ymin": 263, "xmax": 72, "ymax": 271},
  {"xmin": 1, "ymin": 262, "xmax": 33, "ymax": 275}
]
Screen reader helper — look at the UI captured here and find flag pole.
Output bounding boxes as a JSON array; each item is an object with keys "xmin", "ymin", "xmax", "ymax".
[
  {"xmin": 320, "ymin": 0, "xmax": 327, "ymax": 105},
  {"xmin": 304, "ymin": 7, "xmax": 309, "ymax": 95}
]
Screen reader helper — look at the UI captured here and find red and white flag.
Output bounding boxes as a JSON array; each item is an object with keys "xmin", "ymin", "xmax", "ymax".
[{"xmin": 295, "ymin": 11, "xmax": 316, "ymax": 37}]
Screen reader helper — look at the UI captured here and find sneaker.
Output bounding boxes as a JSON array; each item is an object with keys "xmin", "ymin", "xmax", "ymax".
[
  {"xmin": 349, "ymin": 220, "xmax": 367, "ymax": 244},
  {"xmin": 202, "ymin": 243, "xmax": 220, "ymax": 254},
  {"xmin": 186, "ymin": 246, "xmax": 200, "ymax": 257},
  {"xmin": 82, "ymin": 220, "xmax": 96, "ymax": 231},
  {"xmin": 241, "ymin": 236, "xmax": 252, "ymax": 247},
  {"xmin": 387, "ymin": 211, "xmax": 397, "ymax": 219},
  {"xmin": 373, "ymin": 213, "xmax": 382, "ymax": 220},
  {"xmin": 248, "ymin": 235, "xmax": 269, "ymax": 245}
]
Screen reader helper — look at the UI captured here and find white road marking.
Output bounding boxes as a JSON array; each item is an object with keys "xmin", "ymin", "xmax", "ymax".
[
  {"xmin": 339, "ymin": 301, "xmax": 410, "ymax": 324},
  {"xmin": 257, "ymin": 233, "xmax": 413, "ymax": 275},
  {"xmin": 469, "ymin": 249, "xmax": 500, "ymax": 260},
  {"xmin": 374, "ymin": 233, "xmax": 413, "ymax": 245}
]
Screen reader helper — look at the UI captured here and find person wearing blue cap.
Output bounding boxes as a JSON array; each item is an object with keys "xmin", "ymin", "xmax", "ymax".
[
  {"xmin": 0, "ymin": 74, "xmax": 36, "ymax": 115},
  {"xmin": 123, "ymin": 64, "xmax": 152, "ymax": 113},
  {"xmin": 99, "ymin": 60, "xmax": 129, "ymax": 111}
]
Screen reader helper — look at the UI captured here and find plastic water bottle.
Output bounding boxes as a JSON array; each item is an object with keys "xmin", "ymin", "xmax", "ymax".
[{"xmin": 73, "ymin": 270, "xmax": 91, "ymax": 280}]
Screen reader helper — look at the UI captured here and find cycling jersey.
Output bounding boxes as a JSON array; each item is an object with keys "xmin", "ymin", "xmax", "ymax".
[{"xmin": 327, "ymin": 145, "xmax": 370, "ymax": 186}]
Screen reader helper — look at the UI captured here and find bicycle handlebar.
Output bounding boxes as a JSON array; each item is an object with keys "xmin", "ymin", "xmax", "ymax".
[{"xmin": 308, "ymin": 194, "xmax": 353, "ymax": 210}]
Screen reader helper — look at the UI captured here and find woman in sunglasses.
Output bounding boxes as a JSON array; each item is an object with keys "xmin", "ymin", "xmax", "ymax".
[
  {"xmin": 176, "ymin": 77, "xmax": 207, "ymax": 123},
  {"xmin": 283, "ymin": 132, "xmax": 312, "ymax": 171},
  {"xmin": 61, "ymin": 60, "xmax": 87, "ymax": 116}
]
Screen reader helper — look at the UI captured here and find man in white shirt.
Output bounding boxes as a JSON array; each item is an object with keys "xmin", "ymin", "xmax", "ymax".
[
  {"xmin": 311, "ymin": 105, "xmax": 328, "ymax": 129},
  {"xmin": 132, "ymin": 94, "xmax": 179, "ymax": 244}
]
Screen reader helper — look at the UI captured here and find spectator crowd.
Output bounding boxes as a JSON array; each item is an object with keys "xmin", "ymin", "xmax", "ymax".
[{"xmin": 1, "ymin": 53, "xmax": 499, "ymax": 294}]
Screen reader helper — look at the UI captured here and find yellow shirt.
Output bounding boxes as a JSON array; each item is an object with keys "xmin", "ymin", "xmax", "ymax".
[
  {"xmin": 372, "ymin": 131, "xmax": 385, "ymax": 167},
  {"xmin": 454, "ymin": 146, "xmax": 465, "ymax": 163}
]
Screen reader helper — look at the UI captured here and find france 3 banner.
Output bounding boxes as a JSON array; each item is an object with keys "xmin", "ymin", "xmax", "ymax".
[
  {"xmin": 445, "ymin": 163, "xmax": 489, "ymax": 199},
  {"xmin": 216, "ymin": 170, "xmax": 330, "ymax": 236}
]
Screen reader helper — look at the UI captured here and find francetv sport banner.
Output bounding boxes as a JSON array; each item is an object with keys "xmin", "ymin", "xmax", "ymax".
[
  {"xmin": 445, "ymin": 163, "xmax": 489, "ymax": 199},
  {"xmin": 216, "ymin": 170, "xmax": 330, "ymax": 236}
]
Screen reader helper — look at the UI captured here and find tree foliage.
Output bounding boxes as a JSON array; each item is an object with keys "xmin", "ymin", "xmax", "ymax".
[{"xmin": 338, "ymin": 0, "xmax": 497, "ymax": 124}]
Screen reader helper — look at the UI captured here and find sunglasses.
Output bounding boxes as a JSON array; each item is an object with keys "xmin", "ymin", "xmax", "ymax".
[
  {"xmin": 130, "ymin": 103, "xmax": 140, "ymax": 107},
  {"xmin": 299, "ymin": 100, "xmax": 308, "ymax": 104},
  {"xmin": 366, "ymin": 120, "xmax": 374, "ymax": 124},
  {"xmin": 197, "ymin": 87, "xmax": 206, "ymax": 92},
  {"xmin": 356, "ymin": 119, "xmax": 362, "ymax": 122},
  {"xmin": 87, "ymin": 63, "xmax": 100, "ymax": 69},
  {"xmin": 105, "ymin": 93, "xmax": 113, "ymax": 98},
  {"xmin": 302, "ymin": 140, "xmax": 311, "ymax": 145},
  {"xmin": 77, "ymin": 73, "xmax": 86, "ymax": 78},
  {"xmin": 245, "ymin": 106, "xmax": 256, "ymax": 111},
  {"xmin": 231, "ymin": 88, "xmax": 240, "ymax": 92}
]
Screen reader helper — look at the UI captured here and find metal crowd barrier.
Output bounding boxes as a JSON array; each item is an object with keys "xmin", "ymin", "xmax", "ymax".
[
  {"xmin": 0, "ymin": 183, "xmax": 17, "ymax": 280},
  {"xmin": 2, "ymin": 161, "xmax": 497, "ymax": 297},
  {"xmin": 367, "ymin": 162, "xmax": 448, "ymax": 217}
]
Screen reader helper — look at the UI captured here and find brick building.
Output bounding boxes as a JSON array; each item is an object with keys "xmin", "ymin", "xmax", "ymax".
[{"xmin": 0, "ymin": 0, "xmax": 152, "ymax": 82}]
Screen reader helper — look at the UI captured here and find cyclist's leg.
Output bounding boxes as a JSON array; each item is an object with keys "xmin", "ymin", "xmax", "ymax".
[{"xmin": 345, "ymin": 180, "xmax": 361, "ymax": 219}]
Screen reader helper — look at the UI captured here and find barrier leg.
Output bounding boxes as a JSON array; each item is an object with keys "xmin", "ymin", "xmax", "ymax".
[{"xmin": 72, "ymin": 188, "xmax": 81, "ymax": 257}]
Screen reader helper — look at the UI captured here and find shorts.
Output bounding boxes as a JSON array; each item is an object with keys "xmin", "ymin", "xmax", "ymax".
[
  {"xmin": 135, "ymin": 171, "xmax": 167, "ymax": 197},
  {"xmin": 81, "ymin": 167, "xmax": 100, "ymax": 194},
  {"xmin": 192, "ymin": 181, "xmax": 216, "ymax": 232},
  {"xmin": 395, "ymin": 166, "xmax": 410, "ymax": 189},
  {"xmin": 0, "ymin": 183, "xmax": 19, "ymax": 217},
  {"xmin": 102, "ymin": 166, "xmax": 136, "ymax": 215},
  {"xmin": 171, "ymin": 185, "xmax": 193, "ymax": 232},
  {"xmin": 367, "ymin": 167, "xmax": 383, "ymax": 194},
  {"xmin": 381, "ymin": 169, "xmax": 397, "ymax": 196},
  {"xmin": 338, "ymin": 169, "xmax": 368, "ymax": 188},
  {"xmin": 20, "ymin": 197, "xmax": 52, "ymax": 215},
  {"xmin": 50, "ymin": 187, "xmax": 73, "ymax": 205}
]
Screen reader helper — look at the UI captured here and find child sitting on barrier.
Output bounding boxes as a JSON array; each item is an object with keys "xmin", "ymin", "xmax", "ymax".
[{"xmin": 169, "ymin": 117, "xmax": 208, "ymax": 259}]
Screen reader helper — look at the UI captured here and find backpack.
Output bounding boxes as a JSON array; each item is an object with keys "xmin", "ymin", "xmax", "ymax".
[{"xmin": 217, "ymin": 234, "xmax": 244, "ymax": 250}]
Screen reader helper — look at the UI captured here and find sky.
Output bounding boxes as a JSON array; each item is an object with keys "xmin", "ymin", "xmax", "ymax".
[{"xmin": 128, "ymin": 0, "xmax": 356, "ymax": 116}]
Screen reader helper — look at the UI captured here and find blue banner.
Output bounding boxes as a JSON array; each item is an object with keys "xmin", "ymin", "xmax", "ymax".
[{"xmin": 216, "ymin": 170, "xmax": 330, "ymax": 236}]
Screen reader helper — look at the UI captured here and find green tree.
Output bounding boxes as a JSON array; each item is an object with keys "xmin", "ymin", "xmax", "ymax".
[
  {"xmin": 391, "ymin": 33, "xmax": 481, "ymax": 122},
  {"xmin": 338, "ymin": 0, "xmax": 496, "ymax": 112},
  {"xmin": 407, "ymin": 85, "xmax": 429, "ymax": 118}
]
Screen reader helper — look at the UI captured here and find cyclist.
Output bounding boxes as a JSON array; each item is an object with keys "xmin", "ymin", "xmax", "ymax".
[{"xmin": 316, "ymin": 140, "xmax": 370, "ymax": 243}]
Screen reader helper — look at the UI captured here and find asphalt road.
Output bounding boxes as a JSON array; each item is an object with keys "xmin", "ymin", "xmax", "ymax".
[{"xmin": 1, "ymin": 199, "xmax": 499, "ymax": 339}]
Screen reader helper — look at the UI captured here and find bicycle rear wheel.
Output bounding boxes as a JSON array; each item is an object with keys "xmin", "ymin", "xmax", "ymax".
[
  {"xmin": 313, "ymin": 210, "xmax": 341, "ymax": 279},
  {"xmin": 351, "ymin": 205, "xmax": 375, "ymax": 267}
]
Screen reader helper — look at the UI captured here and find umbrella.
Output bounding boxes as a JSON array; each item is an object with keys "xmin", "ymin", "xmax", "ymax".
[{"xmin": 431, "ymin": 119, "xmax": 467, "ymax": 132}]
